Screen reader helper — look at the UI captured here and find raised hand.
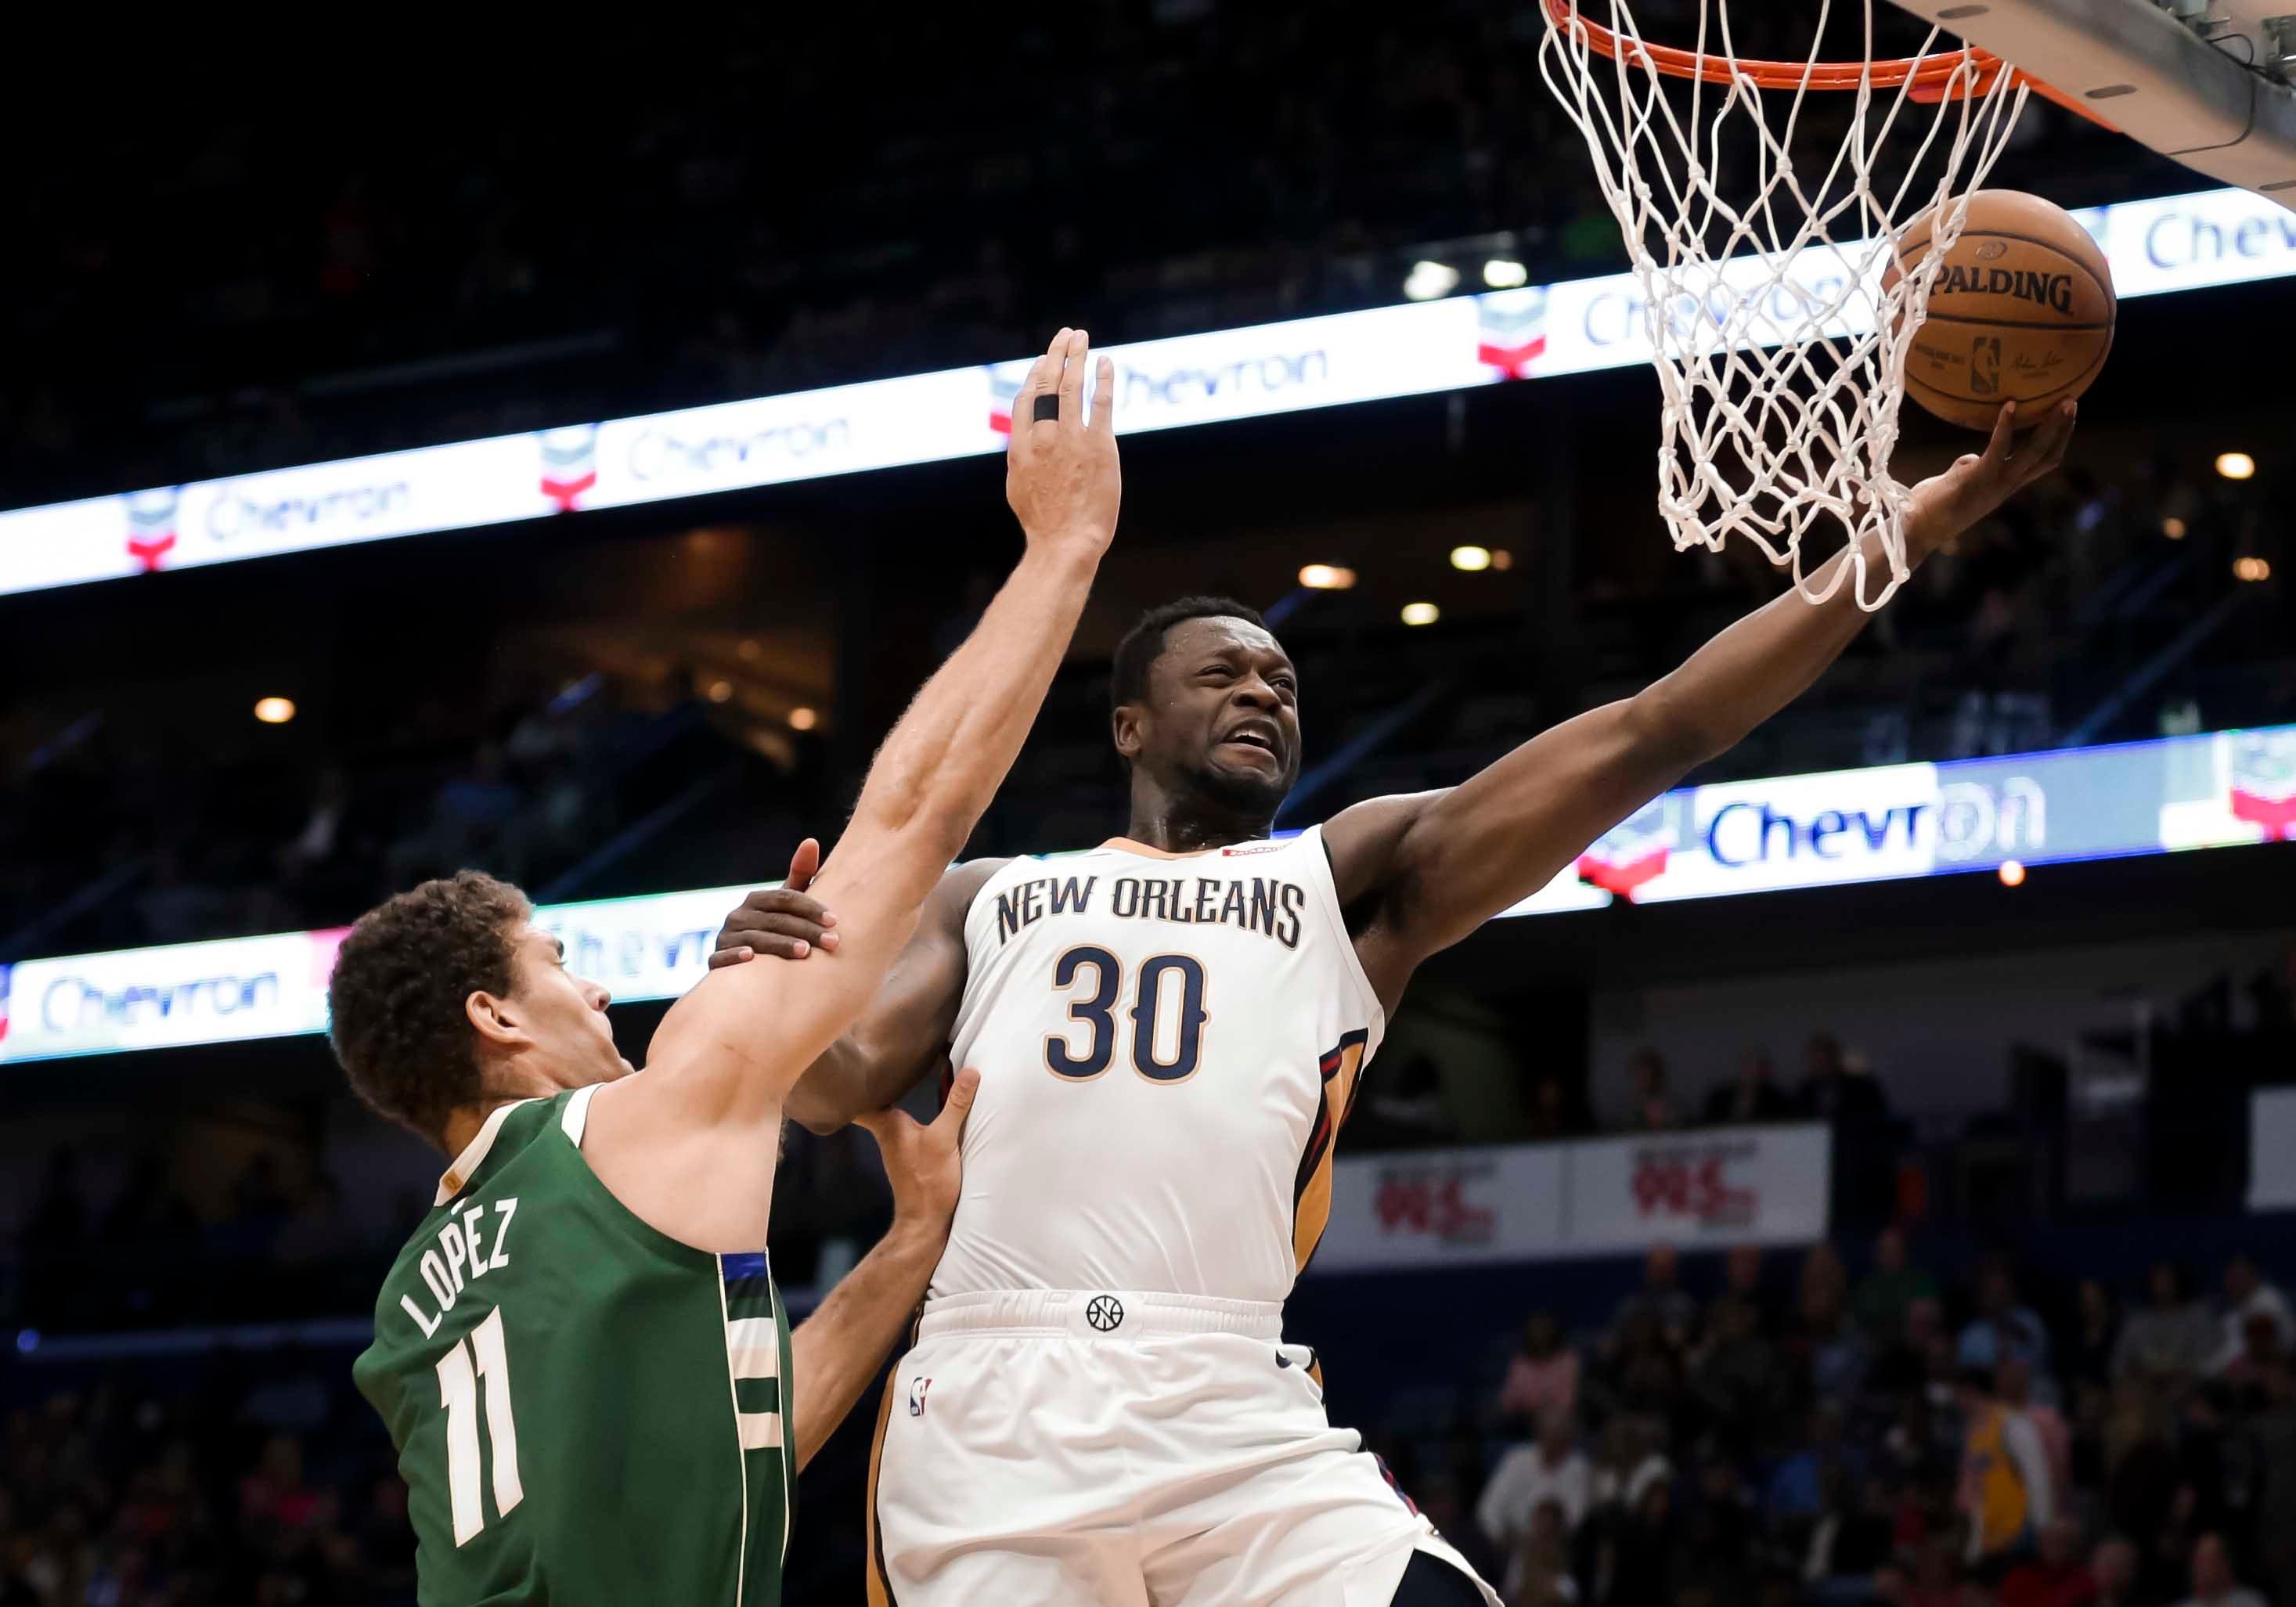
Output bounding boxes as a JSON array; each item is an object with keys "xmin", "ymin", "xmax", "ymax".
[
  {"xmin": 853, "ymin": 1067, "xmax": 981, "ymax": 1236},
  {"xmin": 706, "ymin": 837, "xmax": 839, "ymax": 967},
  {"xmin": 1904, "ymin": 399, "xmax": 2077, "ymax": 560},
  {"xmin": 1005, "ymin": 327, "xmax": 1119, "ymax": 560}
]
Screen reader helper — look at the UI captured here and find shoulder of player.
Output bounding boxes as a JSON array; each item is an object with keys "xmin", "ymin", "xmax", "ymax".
[
  {"xmin": 939, "ymin": 856, "xmax": 1015, "ymax": 916},
  {"xmin": 1317, "ymin": 790, "xmax": 1448, "ymax": 906}
]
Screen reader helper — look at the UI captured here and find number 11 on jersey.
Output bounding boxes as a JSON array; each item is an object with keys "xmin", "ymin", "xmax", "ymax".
[{"xmin": 436, "ymin": 1306, "xmax": 523, "ymax": 1545}]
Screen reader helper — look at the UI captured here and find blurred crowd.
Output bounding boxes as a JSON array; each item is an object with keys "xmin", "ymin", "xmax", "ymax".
[
  {"xmin": 11, "ymin": 1223, "xmax": 2291, "ymax": 1606},
  {"xmin": 3, "ymin": 2, "xmax": 2173, "ymax": 507},
  {"xmin": 1388, "ymin": 1238, "xmax": 2296, "ymax": 1607},
  {"xmin": 0, "ymin": 1368, "xmax": 408, "ymax": 1606},
  {"xmin": 3, "ymin": 1110, "xmax": 892, "ymax": 1339},
  {"xmin": 0, "ymin": 672, "xmax": 811, "ymax": 962}
]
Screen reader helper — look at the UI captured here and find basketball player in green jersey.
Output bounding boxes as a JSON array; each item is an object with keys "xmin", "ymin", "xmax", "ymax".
[{"xmin": 333, "ymin": 328, "xmax": 1121, "ymax": 1607}]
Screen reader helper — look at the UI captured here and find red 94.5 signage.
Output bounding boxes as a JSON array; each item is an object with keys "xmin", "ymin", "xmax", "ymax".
[
  {"xmin": 1628, "ymin": 1145, "xmax": 1760, "ymax": 1227},
  {"xmin": 1571, "ymin": 1126, "xmax": 1829, "ymax": 1252},
  {"xmin": 1311, "ymin": 1125, "xmax": 1830, "ymax": 1275}
]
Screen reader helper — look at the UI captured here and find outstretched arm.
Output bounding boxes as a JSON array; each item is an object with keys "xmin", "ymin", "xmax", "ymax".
[
  {"xmin": 1328, "ymin": 401, "xmax": 2075, "ymax": 1009},
  {"xmin": 586, "ymin": 330, "xmax": 1119, "ymax": 1249},
  {"xmin": 711, "ymin": 859, "xmax": 1007, "ymax": 1132},
  {"xmin": 641, "ymin": 326, "xmax": 1117, "ymax": 1116},
  {"xmin": 788, "ymin": 1068, "xmax": 978, "ymax": 1470}
]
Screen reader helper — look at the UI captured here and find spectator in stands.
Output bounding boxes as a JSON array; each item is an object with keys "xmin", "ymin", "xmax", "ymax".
[
  {"xmin": 1959, "ymin": 1365, "xmax": 2057, "ymax": 1569},
  {"xmin": 2208, "ymin": 1254, "xmax": 2296, "ymax": 1377},
  {"xmin": 1510, "ymin": 1498, "xmax": 1579, "ymax": 1607},
  {"xmin": 1599, "ymin": 1306, "xmax": 1689, "ymax": 1430},
  {"xmin": 1478, "ymin": 1412, "xmax": 1591, "ymax": 1602},
  {"xmin": 2000, "ymin": 1356, "xmax": 2071, "ymax": 1513},
  {"xmin": 1703, "ymin": 1046, "xmax": 1793, "ymax": 1126},
  {"xmin": 2179, "ymin": 1531, "xmax": 2268, "ymax": 1607},
  {"xmin": 2118, "ymin": 1263, "xmax": 2219, "ymax": 1382},
  {"xmin": 1999, "ymin": 1517, "xmax": 2098, "ymax": 1607},
  {"xmin": 1526, "ymin": 1073, "xmax": 1587, "ymax": 1141},
  {"xmin": 2251, "ymin": 1360, "xmax": 2296, "ymax": 1607},
  {"xmin": 1696, "ymin": 1286, "xmax": 1789, "ymax": 1456},
  {"xmin": 1959, "ymin": 1257, "xmax": 2055, "ymax": 1388},
  {"xmin": 2091, "ymin": 1537, "xmax": 2139, "ymax": 1607},
  {"xmin": 2069, "ymin": 1277, "xmax": 2123, "ymax": 1394},
  {"xmin": 1588, "ymin": 1413, "xmax": 1673, "ymax": 1522},
  {"xmin": 1796, "ymin": 1248, "xmax": 1869, "ymax": 1400},
  {"xmin": 1871, "ymin": 1294, "xmax": 1948, "ymax": 1398},
  {"xmin": 1854, "ymin": 1227, "xmax": 1940, "ymax": 1346},
  {"xmin": 1613, "ymin": 1245, "xmax": 1699, "ymax": 1353},
  {"xmin": 1601, "ymin": 1477, "xmax": 1682, "ymax": 1607},
  {"xmin": 1765, "ymin": 1401, "xmax": 1850, "ymax": 1541},
  {"xmin": 1804, "ymin": 1467, "xmax": 1896, "ymax": 1585},
  {"xmin": 1709, "ymin": 1245, "xmax": 1775, "ymax": 1339},
  {"xmin": 1499, "ymin": 1311, "xmax": 1581, "ymax": 1429},
  {"xmin": 1799, "ymin": 1243, "xmax": 1849, "ymax": 1314},
  {"xmin": 2100, "ymin": 1381, "xmax": 2182, "ymax": 1591},
  {"xmin": 1883, "ymin": 1389, "xmax": 1955, "ymax": 1490},
  {"xmin": 1624, "ymin": 1047, "xmax": 1680, "ymax": 1132},
  {"xmin": 239, "ymin": 1433, "xmax": 327, "ymax": 1537},
  {"xmin": 1681, "ymin": 1457, "xmax": 1757, "ymax": 1602},
  {"xmin": 1796, "ymin": 1032, "xmax": 1888, "ymax": 1123},
  {"xmin": 1885, "ymin": 1536, "xmax": 1972, "ymax": 1607}
]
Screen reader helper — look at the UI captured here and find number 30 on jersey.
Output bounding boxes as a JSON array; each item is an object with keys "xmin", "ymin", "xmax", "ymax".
[{"xmin": 1045, "ymin": 947, "xmax": 1207, "ymax": 1083}]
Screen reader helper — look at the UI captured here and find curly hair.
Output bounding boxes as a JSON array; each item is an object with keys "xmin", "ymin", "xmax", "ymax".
[{"xmin": 328, "ymin": 870, "xmax": 532, "ymax": 1147}]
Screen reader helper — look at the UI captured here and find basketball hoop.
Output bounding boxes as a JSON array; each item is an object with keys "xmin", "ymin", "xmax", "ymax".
[{"xmin": 1537, "ymin": 2, "xmax": 2064, "ymax": 608}]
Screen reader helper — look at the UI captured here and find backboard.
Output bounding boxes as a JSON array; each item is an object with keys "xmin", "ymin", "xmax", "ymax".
[{"xmin": 1889, "ymin": 0, "xmax": 2296, "ymax": 205}]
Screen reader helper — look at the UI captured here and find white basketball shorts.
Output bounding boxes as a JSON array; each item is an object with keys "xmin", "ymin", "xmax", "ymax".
[{"xmin": 863, "ymin": 1288, "xmax": 1497, "ymax": 1607}]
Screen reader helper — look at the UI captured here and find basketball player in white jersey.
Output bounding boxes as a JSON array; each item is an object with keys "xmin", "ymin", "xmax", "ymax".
[{"xmin": 715, "ymin": 398, "xmax": 2077, "ymax": 1606}]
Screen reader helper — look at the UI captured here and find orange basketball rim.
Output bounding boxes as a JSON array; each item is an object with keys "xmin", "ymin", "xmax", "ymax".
[{"xmin": 1537, "ymin": 0, "xmax": 2115, "ymax": 129}]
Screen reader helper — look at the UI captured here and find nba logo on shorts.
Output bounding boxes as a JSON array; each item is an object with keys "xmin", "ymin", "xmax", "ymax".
[{"xmin": 908, "ymin": 1376, "xmax": 932, "ymax": 1417}]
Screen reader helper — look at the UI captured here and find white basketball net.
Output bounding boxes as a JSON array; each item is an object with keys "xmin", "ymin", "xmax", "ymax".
[{"xmin": 1537, "ymin": 1, "xmax": 2030, "ymax": 608}]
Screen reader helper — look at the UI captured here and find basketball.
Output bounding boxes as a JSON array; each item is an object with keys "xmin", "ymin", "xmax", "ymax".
[{"xmin": 1891, "ymin": 189, "xmax": 2115, "ymax": 431}]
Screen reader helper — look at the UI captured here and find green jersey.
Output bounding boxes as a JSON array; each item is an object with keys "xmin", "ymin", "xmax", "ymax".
[{"xmin": 353, "ymin": 1085, "xmax": 795, "ymax": 1605}]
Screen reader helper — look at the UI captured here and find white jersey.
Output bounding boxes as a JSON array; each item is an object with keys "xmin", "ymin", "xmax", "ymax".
[{"xmin": 934, "ymin": 827, "xmax": 1385, "ymax": 1306}]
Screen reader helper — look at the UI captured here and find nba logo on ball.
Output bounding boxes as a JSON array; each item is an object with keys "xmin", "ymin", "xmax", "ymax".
[{"xmin": 908, "ymin": 1377, "xmax": 932, "ymax": 1417}]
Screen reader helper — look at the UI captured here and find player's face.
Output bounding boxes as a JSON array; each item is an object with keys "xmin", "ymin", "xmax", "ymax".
[
  {"xmin": 1129, "ymin": 617, "xmax": 1301, "ymax": 813},
  {"xmin": 507, "ymin": 927, "xmax": 635, "ymax": 1084}
]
